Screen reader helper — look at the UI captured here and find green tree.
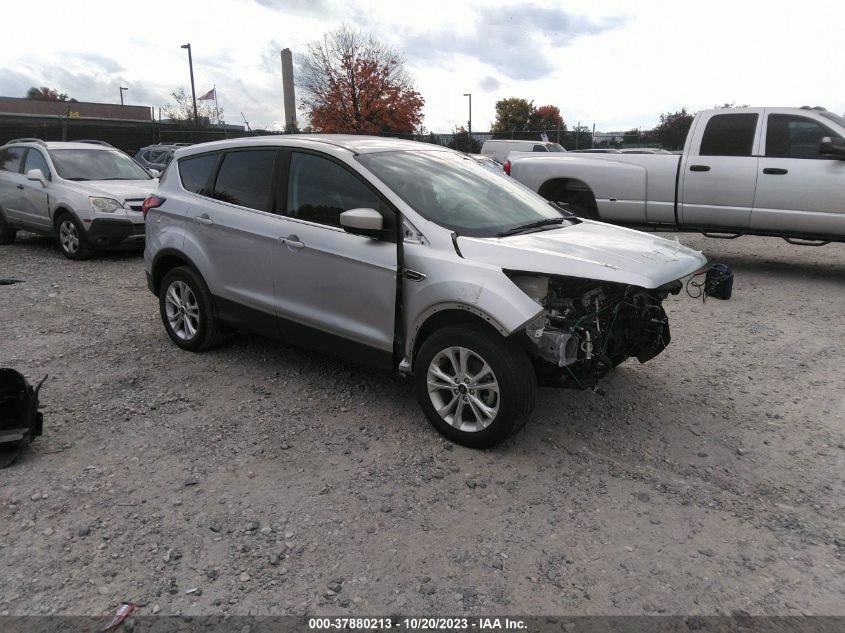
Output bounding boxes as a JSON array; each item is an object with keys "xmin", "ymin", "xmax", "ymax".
[
  {"xmin": 26, "ymin": 86, "xmax": 73, "ymax": 101},
  {"xmin": 654, "ymin": 108, "xmax": 694, "ymax": 150},
  {"xmin": 162, "ymin": 87, "xmax": 224, "ymax": 127},
  {"xmin": 491, "ymin": 97, "xmax": 534, "ymax": 133},
  {"xmin": 447, "ymin": 126, "xmax": 480, "ymax": 153},
  {"xmin": 573, "ymin": 124, "xmax": 592, "ymax": 149}
]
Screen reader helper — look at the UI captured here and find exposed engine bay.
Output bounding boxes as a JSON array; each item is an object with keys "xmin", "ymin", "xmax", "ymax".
[{"xmin": 511, "ymin": 274, "xmax": 682, "ymax": 388}]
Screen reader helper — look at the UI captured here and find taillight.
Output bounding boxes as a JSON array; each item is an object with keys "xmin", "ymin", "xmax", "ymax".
[
  {"xmin": 503, "ymin": 160, "xmax": 511, "ymax": 176},
  {"xmin": 141, "ymin": 196, "xmax": 165, "ymax": 220}
]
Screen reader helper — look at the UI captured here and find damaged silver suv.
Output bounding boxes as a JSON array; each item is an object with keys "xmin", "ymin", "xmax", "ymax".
[{"xmin": 143, "ymin": 136, "xmax": 706, "ymax": 447}]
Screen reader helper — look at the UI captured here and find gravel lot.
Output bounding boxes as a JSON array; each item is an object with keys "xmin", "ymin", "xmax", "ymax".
[{"xmin": 0, "ymin": 232, "xmax": 843, "ymax": 617}]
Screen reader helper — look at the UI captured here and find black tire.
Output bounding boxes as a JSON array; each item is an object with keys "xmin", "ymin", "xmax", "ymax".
[
  {"xmin": 0, "ymin": 212, "xmax": 17, "ymax": 245},
  {"xmin": 55, "ymin": 213, "xmax": 93, "ymax": 260},
  {"xmin": 158, "ymin": 266, "xmax": 224, "ymax": 351},
  {"xmin": 414, "ymin": 324, "xmax": 537, "ymax": 448}
]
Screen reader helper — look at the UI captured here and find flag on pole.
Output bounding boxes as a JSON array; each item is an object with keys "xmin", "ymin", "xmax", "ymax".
[{"xmin": 198, "ymin": 88, "xmax": 216, "ymax": 101}]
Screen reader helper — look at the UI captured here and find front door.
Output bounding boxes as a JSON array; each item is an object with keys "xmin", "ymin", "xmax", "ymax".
[
  {"xmin": 274, "ymin": 150, "xmax": 397, "ymax": 365},
  {"xmin": 18, "ymin": 149, "xmax": 52, "ymax": 230},
  {"xmin": 751, "ymin": 111, "xmax": 845, "ymax": 237}
]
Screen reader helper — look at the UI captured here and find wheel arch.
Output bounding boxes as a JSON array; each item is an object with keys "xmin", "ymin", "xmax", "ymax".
[
  {"xmin": 407, "ymin": 305, "xmax": 513, "ymax": 373},
  {"xmin": 537, "ymin": 178, "xmax": 599, "ymax": 217},
  {"xmin": 150, "ymin": 248, "xmax": 204, "ymax": 295}
]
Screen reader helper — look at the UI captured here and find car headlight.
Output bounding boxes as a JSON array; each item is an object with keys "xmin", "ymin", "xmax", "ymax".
[{"xmin": 89, "ymin": 197, "xmax": 124, "ymax": 213}]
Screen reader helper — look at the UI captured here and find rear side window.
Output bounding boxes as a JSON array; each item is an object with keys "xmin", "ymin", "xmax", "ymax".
[
  {"xmin": 287, "ymin": 152, "xmax": 387, "ymax": 228},
  {"xmin": 0, "ymin": 147, "xmax": 24, "ymax": 173},
  {"xmin": 532, "ymin": 145, "xmax": 549, "ymax": 152},
  {"xmin": 179, "ymin": 153, "xmax": 218, "ymax": 195},
  {"xmin": 212, "ymin": 150, "xmax": 277, "ymax": 211},
  {"xmin": 766, "ymin": 114, "xmax": 843, "ymax": 159},
  {"xmin": 699, "ymin": 113, "xmax": 758, "ymax": 157}
]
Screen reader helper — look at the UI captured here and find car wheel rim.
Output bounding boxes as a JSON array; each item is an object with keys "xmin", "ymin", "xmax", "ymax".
[
  {"xmin": 426, "ymin": 346, "xmax": 500, "ymax": 432},
  {"xmin": 59, "ymin": 220, "xmax": 79, "ymax": 254},
  {"xmin": 164, "ymin": 280, "xmax": 200, "ymax": 341}
]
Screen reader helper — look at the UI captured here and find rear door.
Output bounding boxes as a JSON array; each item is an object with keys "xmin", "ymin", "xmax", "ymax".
[
  {"xmin": 751, "ymin": 110, "xmax": 845, "ymax": 236},
  {"xmin": 679, "ymin": 111, "xmax": 762, "ymax": 228},
  {"xmin": 0, "ymin": 147, "xmax": 26, "ymax": 223},
  {"xmin": 180, "ymin": 148, "xmax": 283, "ymax": 334},
  {"xmin": 273, "ymin": 150, "xmax": 398, "ymax": 365}
]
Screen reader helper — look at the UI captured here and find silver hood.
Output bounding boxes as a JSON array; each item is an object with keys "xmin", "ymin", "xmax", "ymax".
[
  {"xmin": 69, "ymin": 179, "xmax": 157, "ymax": 203},
  {"xmin": 456, "ymin": 221, "xmax": 707, "ymax": 289}
]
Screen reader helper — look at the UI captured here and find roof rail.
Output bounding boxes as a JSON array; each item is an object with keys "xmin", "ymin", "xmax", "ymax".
[
  {"xmin": 7, "ymin": 138, "xmax": 47, "ymax": 147},
  {"xmin": 800, "ymin": 105, "xmax": 827, "ymax": 111},
  {"xmin": 72, "ymin": 139, "xmax": 115, "ymax": 147}
]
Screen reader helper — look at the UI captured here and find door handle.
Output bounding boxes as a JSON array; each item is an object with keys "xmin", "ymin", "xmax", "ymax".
[
  {"xmin": 689, "ymin": 165, "xmax": 710, "ymax": 172},
  {"xmin": 16, "ymin": 184, "xmax": 24, "ymax": 189},
  {"xmin": 194, "ymin": 214, "xmax": 214, "ymax": 225},
  {"xmin": 763, "ymin": 167, "xmax": 788, "ymax": 175},
  {"xmin": 280, "ymin": 235, "xmax": 305, "ymax": 249}
]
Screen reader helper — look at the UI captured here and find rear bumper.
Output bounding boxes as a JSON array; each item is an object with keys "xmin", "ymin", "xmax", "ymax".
[{"xmin": 85, "ymin": 218, "xmax": 145, "ymax": 249}]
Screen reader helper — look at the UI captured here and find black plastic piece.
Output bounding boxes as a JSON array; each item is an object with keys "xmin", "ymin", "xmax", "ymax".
[{"xmin": 0, "ymin": 369, "xmax": 47, "ymax": 468}]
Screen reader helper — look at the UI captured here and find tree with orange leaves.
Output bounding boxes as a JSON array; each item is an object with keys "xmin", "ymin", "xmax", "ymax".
[{"xmin": 300, "ymin": 26, "xmax": 424, "ymax": 134}]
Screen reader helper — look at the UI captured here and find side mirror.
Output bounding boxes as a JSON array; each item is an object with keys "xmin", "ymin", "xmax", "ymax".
[
  {"xmin": 26, "ymin": 168, "xmax": 48, "ymax": 187},
  {"xmin": 819, "ymin": 136, "xmax": 845, "ymax": 159},
  {"xmin": 339, "ymin": 208, "xmax": 384, "ymax": 238},
  {"xmin": 149, "ymin": 168, "xmax": 161, "ymax": 178}
]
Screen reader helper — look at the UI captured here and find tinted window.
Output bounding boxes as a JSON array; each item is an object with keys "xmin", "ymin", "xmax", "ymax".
[
  {"xmin": 287, "ymin": 152, "xmax": 388, "ymax": 228},
  {"xmin": 532, "ymin": 145, "xmax": 549, "ymax": 152},
  {"xmin": 766, "ymin": 114, "xmax": 843, "ymax": 159},
  {"xmin": 0, "ymin": 147, "xmax": 24, "ymax": 173},
  {"xmin": 213, "ymin": 150, "xmax": 277, "ymax": 211},
  {"xmin": 179, "ymin": 153, "xmax": 219, "ymax": 195},
  {"xmin": 23, "ymin": 149, "xmax": 51, "ymax": 180},
  {"xmin": 699, "ymin": 113, "xmax": 758, "ymax": 157}
]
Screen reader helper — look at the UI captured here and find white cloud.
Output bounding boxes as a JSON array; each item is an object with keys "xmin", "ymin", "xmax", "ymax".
[{"xmin": 0, "ymin": 0, "xmax": 842, "ymax": 133}]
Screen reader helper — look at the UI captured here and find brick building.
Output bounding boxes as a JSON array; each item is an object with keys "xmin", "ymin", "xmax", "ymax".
[{"xmin": 0, "ymin": 96, "xmax": 152, "ymax": 121}]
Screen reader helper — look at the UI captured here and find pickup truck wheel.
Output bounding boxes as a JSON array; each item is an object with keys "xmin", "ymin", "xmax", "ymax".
[
  {"xmin": 159, "ymin": 266, "xmax": 224, "ymax": 351},
  {"xmin": 56, "ymin": 213, "xmax": 93, "ymax": 260},
  {"xmin": 0, "ymin": 213, "xmax": 16, "ymax": 245},
  {"xmin": 414, "ymin": 325, "xmax": 536, "ymax": 448}
]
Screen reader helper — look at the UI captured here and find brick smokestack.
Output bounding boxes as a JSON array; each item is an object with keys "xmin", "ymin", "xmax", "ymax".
[{"xmin": 280, "ymin": 48, "xmax": 296, "ymax": 128}]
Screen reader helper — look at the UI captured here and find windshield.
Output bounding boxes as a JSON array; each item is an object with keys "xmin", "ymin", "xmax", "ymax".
[
  {"xmin": 357, "ymin": 150, "xmax": 566, "ymax": 237},
  {"xmin": 49, "ymin": 149, "xmax": 152, "ymax": 181}
]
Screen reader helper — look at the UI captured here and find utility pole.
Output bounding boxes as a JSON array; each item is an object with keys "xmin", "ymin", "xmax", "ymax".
[
  {"xmin": 181, "ymin": 43, "xmax": 198, "ymax": 126},
  {"xmin": 119, "ymin": 87, "xmax": 128, "ymax": 106}
]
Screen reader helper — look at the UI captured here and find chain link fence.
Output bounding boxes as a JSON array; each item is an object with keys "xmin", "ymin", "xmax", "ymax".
[{"xmin": 1, "ymin": 115, "xmax": 660, "ymax": 154}]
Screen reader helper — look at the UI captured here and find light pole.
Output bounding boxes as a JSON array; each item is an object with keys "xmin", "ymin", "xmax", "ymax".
[
  {"xmin": 462, "ymin": 92, "xmax": 472, "ymax": 137},
  {"xmin": 119, "ymin": 87, "xmax": 128, "ymax": 106},
  {"xmin": 180, "ymin": 43, "xmax": 199, "ymax": 126}
]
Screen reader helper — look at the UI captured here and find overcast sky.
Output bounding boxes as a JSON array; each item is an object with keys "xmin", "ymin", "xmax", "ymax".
[{"xmin": 1, "ymin": 0, "xmax": 842, "ymax": 133}]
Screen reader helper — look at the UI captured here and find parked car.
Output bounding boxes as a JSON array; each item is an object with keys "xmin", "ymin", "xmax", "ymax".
[
  {"xmin": 506, "ymin": 106, "xmax": 845, "ymax": 244},
  {"xmin": 0, "ymin": 139, "xmax": 156, "ymax": 259},
  {"xmin": 134, "ymin": 143, "xmax": 191, "ymax": 173},
  {"xmin": 143, "ymin": 136, "xmax": 706, "ymax": 447},
  {"xmin": 480, "ymin": 139, "xmax": 566, "ymax": 162}
]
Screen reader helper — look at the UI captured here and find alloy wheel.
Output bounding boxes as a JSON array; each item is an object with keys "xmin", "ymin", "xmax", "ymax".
[
  {"xmin": 426, "ymin": 346, "xmax": 500, "ymax": 432},
  {"xmin": 164, "ymin": 280, "xmax": 200, "ymax": 341},
  {"xmin": 59, "ymin": 220, "xmax": 79, "ymax": 254}
]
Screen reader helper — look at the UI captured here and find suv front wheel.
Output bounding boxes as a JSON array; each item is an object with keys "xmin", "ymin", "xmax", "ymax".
[
  {"xmin": 414, "ymin": 324, "xmax": 536, "ymax": 448},
  {"xmin": 56, "ymin": 213, "xmax": 93, "ymax": 260},
  {"xmin": 158, "ymin": 266, "xmax": 224, "ymax": 351}
]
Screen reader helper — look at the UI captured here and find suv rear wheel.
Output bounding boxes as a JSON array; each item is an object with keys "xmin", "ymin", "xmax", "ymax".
[
  {"xmin": 414, "ymin": 324, "xmax": 536, "ymax": 448},
  {"xmin": 159, "ymin": 266, "xmax": 224, "ymax": 351},
  {"xmin": 56, "ymin": 213, "xmax": 93, "ymax": 260}
]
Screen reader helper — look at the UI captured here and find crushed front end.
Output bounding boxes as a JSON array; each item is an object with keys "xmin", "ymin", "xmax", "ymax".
[{"xmin": 509, "ymin": 273, "xmax": 682, "ymax": 389}]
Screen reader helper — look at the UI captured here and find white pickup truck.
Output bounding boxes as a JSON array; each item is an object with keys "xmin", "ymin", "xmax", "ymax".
[{"xmin": 507, "ymin": 107, "xmax": 845, "ymax": 244}]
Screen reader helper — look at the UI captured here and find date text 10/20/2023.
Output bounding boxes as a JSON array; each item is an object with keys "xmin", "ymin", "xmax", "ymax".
[{"xmin": 308, "ymin": 618, "xmax": 528, "ymax": 630}]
